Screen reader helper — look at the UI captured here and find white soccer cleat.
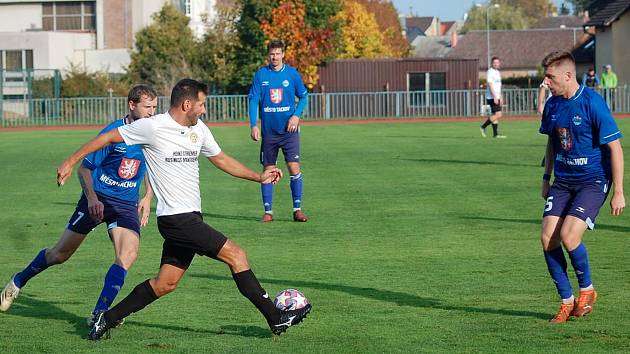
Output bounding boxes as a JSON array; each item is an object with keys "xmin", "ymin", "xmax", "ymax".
[{"xmin": 0, "ymin": 275, "xmax": 21, "ymax": 312}]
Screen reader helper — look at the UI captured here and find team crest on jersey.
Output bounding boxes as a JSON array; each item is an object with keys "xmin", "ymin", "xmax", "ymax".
[
  {"xmin": 270, "ymin": 88, "xmax": 283, "ymax": 104},
  {"xmin": 190, "ymin": 132, "xmax": 199, "ymax": 143},
  {"xmin": 557, "ymin": 128, "xmax": 572, "ymax": 151},
  {"xmin": 118, "ymin": 158, "xmax": 140, "ymax": 179},
  {"xmin": 282, "ymin": 80, "xmax": 289, "ymax": 87},
  {"xmin": 572, "ymin": 115, "xmax": 582, "ymax": 126}
]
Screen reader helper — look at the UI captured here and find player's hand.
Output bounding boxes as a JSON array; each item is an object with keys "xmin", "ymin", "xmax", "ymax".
[
  {"xmin": 541, "ymin": 181, "xmax": 550, "ymax": 199},
  {"xmin": 57, "ymin": 161, "xmax": 74, "ymax": 186},
  {"xmin": 138, "ymin": 196, "xmax": 151, "ymax": 227},
  {"xmin": 87, "ymin": 196, "xmax": 104, "ymax": 222},
  {"xmin": 287, "ymin": 116, "xmax": 300, "ymax": 133},
  {"xmin": 250, "ymin": 126, "xmax": 260, "ymax": 141},
  {"xmin": 610, "ymin": 192, "xmax": 625, "ymax": 216},
  {"xmin": 260, "ymin": 168, "xmax": 283, "ymax": 185}
]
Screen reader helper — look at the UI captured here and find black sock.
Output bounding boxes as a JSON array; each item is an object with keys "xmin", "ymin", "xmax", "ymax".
[
  {"xmin": 232, "ymin": 270, "xmax": 280, "ymax": 323},
  {"xmin": 481, "ymin": 119, "xmax": 492, "ymax": 129},
  {"xmin": 492, "ymin": 123, "xmax": 498, "ymax": 136},
  {"xmin": 105, "ymin": 279, "xmax": 158, "ymax": 323}
]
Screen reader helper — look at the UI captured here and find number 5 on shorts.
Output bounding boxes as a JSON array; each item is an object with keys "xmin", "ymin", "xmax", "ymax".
[
  {"xmin": 71, "ymin": 211, "xmax": 85, "ymax": 226},
  {"xmin": 544, "ymin": 196, "xmax": 554, "ymax": 212}
]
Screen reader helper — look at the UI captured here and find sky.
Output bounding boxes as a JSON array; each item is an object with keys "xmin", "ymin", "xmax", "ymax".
[{"xmin": 391, "ymin": 0, "xmax": 568, "ymax": 21}]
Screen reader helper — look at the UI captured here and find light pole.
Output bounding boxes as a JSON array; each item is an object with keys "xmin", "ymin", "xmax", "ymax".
[{"xmin": 485, "ymin": 3, "xmax": 500, "ymax": 69}]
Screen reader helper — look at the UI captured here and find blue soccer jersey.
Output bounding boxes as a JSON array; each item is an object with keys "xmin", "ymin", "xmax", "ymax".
[
  {"xmin": 248, "ymin": 63, "xmax": 308, "ymax": 136},
  {"xmin": 540, "ymin": 85, "xmax": 622, "ymax": 182},
  {"xmin": 81, "ymin": 118, "xmax": 146, "ymax": 203}
]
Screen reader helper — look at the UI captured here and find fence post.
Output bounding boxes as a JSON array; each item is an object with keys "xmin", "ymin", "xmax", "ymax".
[
  {"xmin": 108, "ymin": 88, "xmax": 114, "ymax": 121},
  {"xmin": 396, "ymin": 92, "xmax": 400, "ymax": 117},
  {"xmin": 324, "ymin": 93, "xmax": 330, "ymax": 119},
  {"xmin": 0, "ymin": 70, "xmax": 3, "ymax": 126}
]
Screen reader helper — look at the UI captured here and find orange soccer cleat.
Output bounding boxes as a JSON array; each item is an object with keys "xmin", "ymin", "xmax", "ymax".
[
  {"xmin": 550, "ymin": 302, "xmax": 575, "ymax": 324},
  {"xmin": 572, "ymin": 289, "xmax": 598, "ymax": 317},
  {"xmin": 261, "ymin": 213, "xmax": 273, "ymax": 223},
  {"xmin": 293, "ymin": 210, "xmax": 308, "ymax": 222}
]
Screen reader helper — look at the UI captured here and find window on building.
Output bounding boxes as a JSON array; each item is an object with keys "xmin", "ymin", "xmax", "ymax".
[
  {"xmin": 42, "ymin": 1, "xmax": 96, "ymax": 31},
  {"xmin": 1, "ymin": 50, "xmax": 34, "ymax": 71},
  {"xmin": 408, "ymin": 72, "xmax": 447, "ymax": 107},
  {"xmin": 184, "ymin": 0, "xmax": 192, "ymax": 16}
]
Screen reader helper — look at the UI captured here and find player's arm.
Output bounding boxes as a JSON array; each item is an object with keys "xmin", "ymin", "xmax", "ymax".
[
  {"xmin": 288, "ymin": 73, "xmax": 308, "ymax": 133},
  {"xmin": 207, "ymin": 152, "xmax": 281, "ymax": 184},
  {"xmin": 57, "ymin": 129, "xmax": 124, "ymax": 186},
  {"xmin": 537, "ymin": 86, "xmax": 547, "ymax": 115},
  {"xmin": 248, "ymin": 72, "xmax": 262, "ymax": 141},
  {"xmin": 77, "ymin": 165, "xmax": 104, "ymax": 221},
  {"xmin": 138, "ymin": 174, "xmax": 153, "ymax": 227},
  {"xmin": 608, "ymin": 139, "xmax": 625, "ymax": 216},
  {"xmin": 542, "ymin": 136, "xmax": 554, "ymax": 199}
]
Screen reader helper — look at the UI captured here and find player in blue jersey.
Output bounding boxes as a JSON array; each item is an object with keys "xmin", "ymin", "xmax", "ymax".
[
  {"xmin": 0, "ymin": 85, "xmax": 158, "ymax": 326},
  {"xmin": 248, "ymin": 39, "xmax": 309, "ymax": 223},
  {"xmin": 539, "ymin": 51, "xmax": 625, "ymax": 323}
]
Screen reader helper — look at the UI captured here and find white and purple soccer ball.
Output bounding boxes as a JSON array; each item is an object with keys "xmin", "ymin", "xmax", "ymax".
[{"xmin": 274, "ymin": 288, "xmax": 309, "ymax": 311}]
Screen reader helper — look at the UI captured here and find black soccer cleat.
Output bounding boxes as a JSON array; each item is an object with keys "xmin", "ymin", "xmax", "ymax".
[
  {"xmin": 87, "ymin": 311, "xmax": 114, "ymax": 340},
  {"xmin": 269, "ymin": 303, "xmax": 312, "ymax": 335}
]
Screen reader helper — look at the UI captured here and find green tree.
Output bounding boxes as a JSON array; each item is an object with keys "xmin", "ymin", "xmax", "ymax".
[
  {"xmin": 127, "ymin": 3, "xmax": 198, "ymax": 95},
  {"xmin": 502, "ymin": 0, "xmax": 557, "ymax": 24},
  {"xmin": 61, "ymin": 64, "xmax": 127, "ymax": 97},
  {"xmin": 197, "ymin": 2, "xmax": 241, "ymax": 93},
  {"xmin": 461, "ymin": 3, "xmax": 529, "ymax": 33}
]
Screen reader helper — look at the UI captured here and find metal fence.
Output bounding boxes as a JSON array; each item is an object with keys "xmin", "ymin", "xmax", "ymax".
[{"xmin": 2, "ymin": 87, "xmax": 629, "ymax": 127}]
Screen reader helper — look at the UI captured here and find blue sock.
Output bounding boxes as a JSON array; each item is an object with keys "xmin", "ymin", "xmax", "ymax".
[
  {"xmin": 543, "ymin": 247, "xmax": 573, "ymax": 299},
  {"xmin": 568, "ymin": 243, "xmax": 592, "ymax": 289},
  {"xmin": 13, "ymin": 249, "xmax": 49, "ymax": 288},
  {"xmin": 93, "ymin": 264, "xmax": 127, "ymax": 312},
  {"xmin": 290, "ymin": 173, "xmax": 303, "ymax": 210},
  {"xmin": 261, "ymin": 183, "xmax": 273, "ymax": 213}
]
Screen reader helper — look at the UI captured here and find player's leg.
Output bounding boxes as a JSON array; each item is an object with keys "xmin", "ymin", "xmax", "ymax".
[
  {"xmin": 540, "ymin": 182, "xmax": 574, "ymax": 323},
  {"xmin": 283, "ymin": 133, "xmax": 308, "ymax": 222},
  {"xmin": 480, "ymin": 99, "xmax": 493, "ymax": 137},
  {"xmin": 89, "ymin": 227, "xmax": 140, "ymax": 321},
  {"xmin": 260, "ymin": 137, "xmax": 280, "ymax": 222},
  {"xmin": 561, "ymin": 181, "xmax": 609, "ymax": 317},
  {"xmin": 491, "ymin": 109, "xmax": 505, "ymax": 138},
  {"xmin": 1, "ymin": 229, "xmax": 87, "ymax": 311}
]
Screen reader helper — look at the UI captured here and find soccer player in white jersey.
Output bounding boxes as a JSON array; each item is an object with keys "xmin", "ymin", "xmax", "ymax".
[
  {"xmin": 56, "ymin": 79, "xmax": 311, "ymax": 340},
  {"xmin": 480, "ymin": 56, "xmax": 506, "ymax": 138}
]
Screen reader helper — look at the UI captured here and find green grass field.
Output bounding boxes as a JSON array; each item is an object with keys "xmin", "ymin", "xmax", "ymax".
[{"xmin": 1, "ymin": 119, "xmax": 630, "ymax": 353}]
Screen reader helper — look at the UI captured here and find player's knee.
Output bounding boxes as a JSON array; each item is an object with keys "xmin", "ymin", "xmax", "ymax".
[{"xmin": 153, "ymin": 280, "xmax": 178, "ymax": 296}]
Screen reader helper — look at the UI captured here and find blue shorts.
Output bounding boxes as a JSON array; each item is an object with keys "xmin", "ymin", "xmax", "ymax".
[
  {"xmin": 543, "ymin": 179, "xmax": 610, "ymax": 229},
  {"xmin": 260, "ymin": 132, "xmax": 300, "ymax": 166},
  {"xmin": 66, "ymin": 193, "xmax": 141, "ymax": 236}
]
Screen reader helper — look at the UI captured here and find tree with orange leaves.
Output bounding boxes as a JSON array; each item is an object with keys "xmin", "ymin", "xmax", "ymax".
[{"xmin": 260, "ymin": 0, "xmax": 339, "ymax": 88}]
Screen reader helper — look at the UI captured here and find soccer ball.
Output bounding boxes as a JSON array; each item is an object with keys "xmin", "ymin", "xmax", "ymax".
[{"xmin": 274, "ymin": 288, "xmax": 309, "ymax": 311}]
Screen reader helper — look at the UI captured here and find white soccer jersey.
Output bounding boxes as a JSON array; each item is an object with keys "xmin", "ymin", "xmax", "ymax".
[
  {"xmin": 118, "ymin": 112, "xmax": 222, "ymax": 216},
  {"xmin": 486, "ymin": 68, "xmax": 502, "ymax": 99}
]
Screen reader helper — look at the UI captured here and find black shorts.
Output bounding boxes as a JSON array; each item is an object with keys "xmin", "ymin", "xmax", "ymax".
[
  {"xmin": 157, "ymin": 212, "xmax": 228, "ymax": 269},
  {"xmin": 486, "ymin": 98, "xmax": 502, "ymax": 113}
]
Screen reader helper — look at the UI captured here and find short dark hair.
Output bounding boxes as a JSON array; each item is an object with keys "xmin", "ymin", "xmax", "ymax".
[
  {"xmin": 128, "ymin": 85, "xmax": 157, "ymax": 103},
  {"xmin": 491, "ymin": 56, "xmax": 500, "ymax": 62},
  {"xmin": 541, "ymin": 51, "xmax": 575, "ymax": 69},
  {"xmin": 267, "ymin": 39, "xmax": 285, "ymax": 53},
  {"xmin": 170, "ymin": 79, "xmax": 208, "ymax": 107}
]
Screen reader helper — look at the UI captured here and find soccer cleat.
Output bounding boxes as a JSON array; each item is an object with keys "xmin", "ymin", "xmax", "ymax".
[
  {"xmin": 261, "ymin": 213, "xmax": 273, "ymax": 223},
  {"xmin": 269, "ymin": 303, "xmax": 312, "ymax": 335},
  {"xmin": 572, "ymin": 289, "xmax": 598, "ymax": 317},
  {"xmin": 293, "ymin": 210, "xmax": 308, "ymax": 222},
  {"xmin": 87, "ymin": 310, "xmax": 124, "ymax": 328},
  {"xmin": 493, "ymin": 135, "xmax": 507, "ymax": 139},
  {"xmin": 549, "ymin": 302, "xmax": 575, "ymax": 324},
  {"xmin": 87, "ymin": 311, "xmax": 114, "ymax": 340},
  {"xmin": 479, "ymin": 126, "xmax": 487, "ymax": 138},
  {"xmin": 0, "ymin": 275, "xmax": 20, "ymax": 312}
]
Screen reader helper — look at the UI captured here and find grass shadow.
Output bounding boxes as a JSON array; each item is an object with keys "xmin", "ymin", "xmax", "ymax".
[
  {"xmin": 461, "ymin": 216, "xmax": 630, "ymax": 233},
  {"xmin": 398, "ymin": 158, "xmax": 536, "ymax": 168},
  {"xmin": 3, "ymin": 294, "xmax": 87, "ymax": 337},
  {"xmin": 190, "ymin": 274, "xmax": 549, "ymax": 320},
  {"xmin": 201, "ymin": 212, "xmax": 260, "ymax": 222}
]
